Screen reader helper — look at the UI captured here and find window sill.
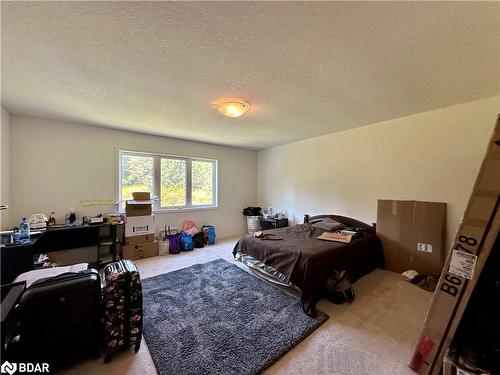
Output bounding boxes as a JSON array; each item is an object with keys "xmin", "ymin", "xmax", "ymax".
[
  {"xmin": 119, "ymin": 206, "xmax": 219, "ymax": 215},
  {"xmin": 153, "ymin": 206, "xmax": 219, "ymax": 214}
]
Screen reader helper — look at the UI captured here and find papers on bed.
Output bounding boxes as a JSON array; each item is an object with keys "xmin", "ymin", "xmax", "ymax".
[{"xmin": 316, "ymin": 231, "xmax": 353, "ymax": 243}]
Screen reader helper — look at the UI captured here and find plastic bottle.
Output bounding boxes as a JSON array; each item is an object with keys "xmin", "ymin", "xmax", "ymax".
[
  {"xmin": 47, "ymin": 211, "xmax": 56, "ymax": 227},
  {"xmin": 19, "ymin": 217, "xmax": 30, "ymax": 240},
  {"xmin": 69, "ymin": 208, "xmax": 76, "ymax": 224}
]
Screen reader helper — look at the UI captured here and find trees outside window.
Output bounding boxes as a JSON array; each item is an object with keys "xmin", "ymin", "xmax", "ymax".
[{"xmin": 119, "ymin": 151, "xmax": 217, "ymax": 210}]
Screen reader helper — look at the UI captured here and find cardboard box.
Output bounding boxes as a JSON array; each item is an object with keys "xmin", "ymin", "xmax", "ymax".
[
  {"xmin": 377, "ymin": 200, "xmax": 446, "ymax": 274},
  {"xmin": 132, "ymin": 192, "xmax": 151, "ymax": 201},
  {"xmin": 125, "ymin": 215, "xmax": 155, "ymax": 237},
  {"xmin": 123, "ymin": 241, "xmax": 158, "ymax": 260},
  {"xmin": 125, "ymin": 200, "xmax": 152, "ymax": 217},
  {"xmin": 125, "ymin": 234, "xmax": 155, "ymax": 246},
  {"xmin": 410, "ymin": 116, "xmax": 500, "ymax": 375}
]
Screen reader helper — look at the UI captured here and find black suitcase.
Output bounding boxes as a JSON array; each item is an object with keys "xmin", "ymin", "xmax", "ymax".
[
  {"xmin": 17, "ymin": 269, "xmax": 102, "ymax": 369},
  {"xmin": 102, "ymin": 260, "xmax": 143, "ymax": 362}
]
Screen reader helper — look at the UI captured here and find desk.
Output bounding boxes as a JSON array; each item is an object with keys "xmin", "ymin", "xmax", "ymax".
[
  {"xmin": 1, "ymin": 222, "xmax": 124, "ymax": 284},
  {"xmin": 259, "ymin": 218, "xmax": 288, "ymax": 230}
]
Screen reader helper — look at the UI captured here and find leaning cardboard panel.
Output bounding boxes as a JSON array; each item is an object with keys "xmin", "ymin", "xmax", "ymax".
[
  {"xmin": 410, "ymin": 116, "xmax": 500, "ymax": 375},
  {"xmin": 377, "ymin": 200, "xmax": 446, "ymax": 274}
]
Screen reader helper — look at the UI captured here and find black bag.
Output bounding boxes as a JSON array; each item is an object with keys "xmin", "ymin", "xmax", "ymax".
[
  {"xmin": 242, "ymin": 207, "xmax": 262, "ymax": 216},
  {"xmin": 17, "ymin": 269, "xmax": 102, "ymax": 369},
  {"xmin": 192, "ymin": 232, "xmax": 206, "ymax": 248},
  {"xmin": 324, "ymin": 268, "xmax": 355, "ymax": 304},
  {"xmin": 102, "ymin": 260, "xmax": 143, "ymax": 362}
]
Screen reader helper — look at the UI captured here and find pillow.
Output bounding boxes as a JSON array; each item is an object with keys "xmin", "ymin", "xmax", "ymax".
[{"xmin": 312, "ymin": 218, "xmax": 345, "ymax": 231}]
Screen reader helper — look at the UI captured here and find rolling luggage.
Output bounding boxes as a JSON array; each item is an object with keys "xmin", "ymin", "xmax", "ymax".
[
  {"xmin": 17, "ymin": 269, "xmax": 102, "ymax": 369},
  {"xmin": 102, "ymin": 260, "xmax": 143, "ymax": 362}
]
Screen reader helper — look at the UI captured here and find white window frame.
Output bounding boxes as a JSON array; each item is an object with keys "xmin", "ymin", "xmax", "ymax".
[{"xmin": 118, "ymin": 149, "xmax": 218, "ymax": 212}]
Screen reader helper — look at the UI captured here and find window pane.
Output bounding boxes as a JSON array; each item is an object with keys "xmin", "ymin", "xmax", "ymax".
[
  {"xmin": 161, "ymin": 158, "xmax": 186, "ymax": 206},
  {"xmin": 192, "ymin": 161, "xmax": 214, "ymax": 205},
  {"xmin": 121, "ymin": 154, "xmax": 154, "ymax": 208}
]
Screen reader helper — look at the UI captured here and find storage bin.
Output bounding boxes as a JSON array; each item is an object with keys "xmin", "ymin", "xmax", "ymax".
[{"xmin": 246, "ymin": 216, "xmax": 260, "ymax": 234}]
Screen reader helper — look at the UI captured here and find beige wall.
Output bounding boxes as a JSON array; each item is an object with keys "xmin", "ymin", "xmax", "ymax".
[
  {"xmin": 1, "ymin": 106, "xmax": 10, "ymax": 230},
  {"xmin": 257, "ymin": 96, "xmax": 500, "ymax": 249},
  {"xmin": 6, "ymin": 96, "xmax": 500, "ymax": 244},
  {"xmin": 9, "ymin": 114, "xmax": 257, "ymax": 238}
]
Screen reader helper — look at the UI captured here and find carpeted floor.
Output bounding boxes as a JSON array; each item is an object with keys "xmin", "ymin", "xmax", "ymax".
[
  {"xmin": 62, "ymin": 237, "xmax": 433, "ymax": 375},
  {"xmin": 141, "ymin": 259, "xmax": 327, "ymax": 375}
]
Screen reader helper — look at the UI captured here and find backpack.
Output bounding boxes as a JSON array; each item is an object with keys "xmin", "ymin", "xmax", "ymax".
[
  {"xmin": 202, "ymin": 225, "xmax": 216, "ymax": 245},
  {"xmin": 180, "ymin": 233, "xmax": 194, "ymax": 251},
  {"xmin": 324, "ymin": 268, "xmax": 355, "ymax": 304}
]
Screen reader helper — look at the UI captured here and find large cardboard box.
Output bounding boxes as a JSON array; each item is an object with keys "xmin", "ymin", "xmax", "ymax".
[
  {"xmin": 125, "ymin": 234, "xmax": 155, "ymax": 246},
  {"xmin": 123, "ymin": 241, "xmax": 158, "ymax": 260},
  {"xmin": 125, "ymin": 215, "xmax": 155, "ymax": 237},
  {"xmin": 125, "ymin": 200, "xmax": 153, "ymax": 217},
  {"xmin": 377, "ymin": 200, "xmax": 446, "ymax": 274},
  {"xmin": 410, "ymin": 116, "xmax": 500, "ymax": 375}
]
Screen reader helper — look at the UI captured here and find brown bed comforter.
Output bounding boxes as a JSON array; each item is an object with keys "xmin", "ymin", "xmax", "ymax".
[{"xmin": 233, "ymin": 223, "xmax": 384, "ymax": 314}]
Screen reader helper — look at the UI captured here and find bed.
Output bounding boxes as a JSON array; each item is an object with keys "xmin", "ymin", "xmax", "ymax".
[{"xmin": 233, "ymin": 214, "xmax": 384, "ymax": 315}]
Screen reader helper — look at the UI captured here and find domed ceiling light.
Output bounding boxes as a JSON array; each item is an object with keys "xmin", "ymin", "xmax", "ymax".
[{"xmin": 216, "ymin": 98, "xmax": 250, "ymax": 118}]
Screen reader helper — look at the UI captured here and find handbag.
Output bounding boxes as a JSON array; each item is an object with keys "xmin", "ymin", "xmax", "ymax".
[
  {"xmin": 165, "ymin": 226, "xmax": 182, "ymax": 254},
  {"xmin": 324, "ymin": 268, "xmax": 355, "ymax": 304}
]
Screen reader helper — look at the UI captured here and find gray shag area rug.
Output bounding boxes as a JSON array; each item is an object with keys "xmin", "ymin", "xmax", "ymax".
[{"xmin": 141, "ymin": 258, "xmax": 328, "ymax": 375}]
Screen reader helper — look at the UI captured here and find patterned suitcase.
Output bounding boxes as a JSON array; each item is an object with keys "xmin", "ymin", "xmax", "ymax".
[{"xmin": 102, "ymin": 260, "xmax": 143, "ymax": 362}]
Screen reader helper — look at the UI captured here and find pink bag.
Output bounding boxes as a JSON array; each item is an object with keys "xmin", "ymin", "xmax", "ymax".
[{"xmin": 182, "ymin": 220, "xmax": 199, "ymax": 236}]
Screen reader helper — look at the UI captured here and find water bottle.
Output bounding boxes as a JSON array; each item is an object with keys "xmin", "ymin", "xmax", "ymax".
[{"xmin": 19, "ymin": 217, "xmax": 30, "ymax": 240}]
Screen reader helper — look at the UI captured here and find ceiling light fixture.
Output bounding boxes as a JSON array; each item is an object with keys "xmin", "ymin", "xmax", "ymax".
[{"xmin": 216, "ymin": 98, "xmax": 250, "ymax": 118}]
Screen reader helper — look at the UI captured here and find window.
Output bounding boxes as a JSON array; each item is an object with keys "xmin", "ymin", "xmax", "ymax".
[
  {"xmin": 119, "ymin": 150, "xmax": 217, "ymax": 211},
  {"xmin": 120, "ymin": 154, "xmax": 154, "ymax": 207},
  {"xmin": 160, "ymin": 158, "xmax": 186, "ymax": 207},
  {"xmin": 192, "ymin": 160, "xmax": 214, "ymax": 205}
]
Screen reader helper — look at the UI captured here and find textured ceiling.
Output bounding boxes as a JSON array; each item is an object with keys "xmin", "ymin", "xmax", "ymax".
[{"xmin": 2, "ymin": 2, "xmax": 499, "ymax": 149}]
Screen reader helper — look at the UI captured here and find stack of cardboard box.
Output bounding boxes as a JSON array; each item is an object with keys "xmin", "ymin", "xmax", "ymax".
[{"xmin": 123, "ymin": 192, "xmax": 158, "ymax": 260}]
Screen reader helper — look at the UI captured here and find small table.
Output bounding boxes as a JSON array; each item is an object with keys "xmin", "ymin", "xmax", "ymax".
[{"xmin": 259, "ymin": 218, "xmax": 288, "ymax": 230}]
